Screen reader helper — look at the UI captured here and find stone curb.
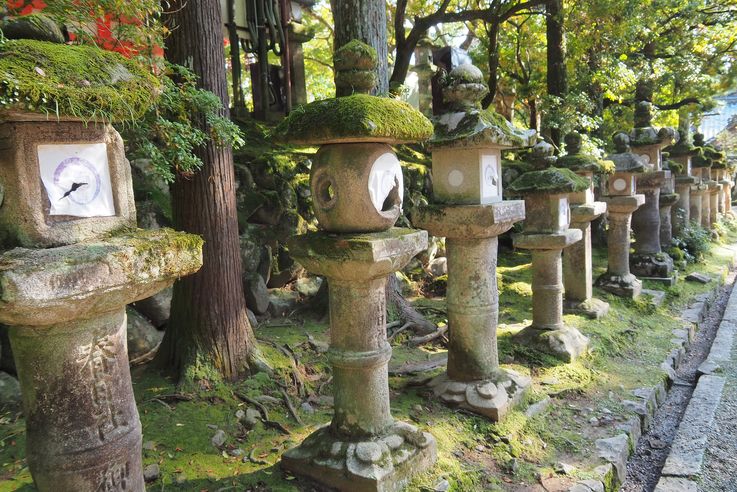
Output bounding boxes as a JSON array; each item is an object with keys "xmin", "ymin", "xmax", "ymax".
[
  {"xmin": 565, "ymin": 258, "xmax": 736, "ymax": 492},
  {"xmin": 653, "ymin": 264, "xmax": 737, "ymax": 490}
]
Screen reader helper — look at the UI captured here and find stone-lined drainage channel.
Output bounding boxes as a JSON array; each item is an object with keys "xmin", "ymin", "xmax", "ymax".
[{"xmin": 620, "ymin": 271, "xmax": 736, "ymax": 492}]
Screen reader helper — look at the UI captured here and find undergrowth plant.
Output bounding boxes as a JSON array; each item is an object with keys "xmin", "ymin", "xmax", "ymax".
[
  {"xmin": 120, "ymin": 63, "xmax": 245, "ymax": 183},
  {"xmin": 672, "ymin": 223, "xmax": 711, "ymax": 262}
]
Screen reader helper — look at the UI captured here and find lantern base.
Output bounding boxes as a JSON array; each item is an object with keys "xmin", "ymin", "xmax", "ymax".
[
  {"xmin": 281, "ymin": 422, "xmax": 437, "ymax": 492},
  {"xmin": 428, "ymin": 370, "xmax": 531, "ymax": 421},
  {"xmin": 630, "ymin": 253, "xmax": 676, "ymax": 285},
  {"xmin": 595, "ymin": 272, "xmax": 643, "ymax": 299},
  {"xmin": 563, "ymin": 297, "xmax": 610, "ymax": 319},
  {"xmin": 513, "ymin": 326, "xmax": 589, "ymax": 362}
]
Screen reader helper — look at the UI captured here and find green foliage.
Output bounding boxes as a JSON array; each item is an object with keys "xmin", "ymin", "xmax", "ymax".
[
  {"xmin": 120, "ymin": 64, "xmax": 244, "ymax": 183},
  {"xmin": 542, "ymin": 91, "xmax": 602, "ymax": 136},
  {"xmin": 0, "ymin": 38, "xmax": 159, "ymax": 122},
  {"xmin": 673, "ymin": 223, "xmax": 711, "ymax": 262}
]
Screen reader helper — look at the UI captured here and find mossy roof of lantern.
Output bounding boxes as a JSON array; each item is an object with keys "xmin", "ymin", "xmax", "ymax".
[
  {"xmin": 630, "ymin": 126, "xmax": 678, "ymax": 147},
  {"xmin": 665, "ymin": 139, "xmax": 700, "ymax": 157},
  {"xmin": 430, "ymin": 107, "xmax": 535, "ymax": 149},
  {"xmin": 507, "ymin": 167, "xmax": 590, "ymax": 194},
  {"xmin": 692, "ymin": 151, "xmax": 713, "ymax": 168},
  {"xmin": 664, "ymin": 158, "xmax": 684, "ymax": 174},
  {"xmin": 556, "ymin": 153, "xmax": 615, "ymax": 174},
  {"xmin": 606, "ymin": 151, "xmax": 647, "ymax": 173},
  {"xmin": 272, "ymin": 93, "xmax": 433, "ymax": 145},
  {"xmin": 0, "ymin": 39, "xmax": 160, "ymax": 123}
]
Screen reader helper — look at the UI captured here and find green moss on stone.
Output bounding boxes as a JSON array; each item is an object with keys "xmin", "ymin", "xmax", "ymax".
[
  {"xmin": 557, "ymin": 154, "xmax": 612, "ymax": 174},
  {"xmin": 0, "ymin": 39, "xmax": 160, "ymax": 122},
  {"xmin": 0, "ymin": 14, "xmax": 65, "ymax": 43},
  {"xmin": 665, "ymin": 159, "xmax": 684, "ymax": 174},
  {"xmin": 272, "ymin": 93, "xmax": 433, "ymax": 145},
  {"xmin": 333, "ymin": 40, "xmax": 378, "ymax": 71},
  {"xmin": 508, "ymin": 167, "xmax": 590, "ymax": 194},
  {"xmin": 430, "ymin": 107, "xmax": 533, "ymax": 148}
]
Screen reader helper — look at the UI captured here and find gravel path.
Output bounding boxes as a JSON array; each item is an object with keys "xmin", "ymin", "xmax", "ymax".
[
  {"xmin": 699, "ymin": 323, "xmax": 737, "ymax": 491},
  {"xmin": 620, "ymin": 275, "xmax": 735, "ymax": 492}
]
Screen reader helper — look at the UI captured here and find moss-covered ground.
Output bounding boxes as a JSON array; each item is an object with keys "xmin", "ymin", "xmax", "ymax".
[{"xmin": 2, "ymin": 228, "xmax": 737, "ymax": 491}]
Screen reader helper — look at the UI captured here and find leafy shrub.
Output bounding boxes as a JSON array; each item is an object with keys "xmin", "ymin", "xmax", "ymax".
[{"xmin": 672, "ymin": 224, "xmax": 711, "ymax": 262}]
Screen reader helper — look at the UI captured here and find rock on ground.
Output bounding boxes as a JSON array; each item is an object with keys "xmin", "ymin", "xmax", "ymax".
[{"xmin": 126, "ymin": 307, "xmax": 163, "ymax": 360}]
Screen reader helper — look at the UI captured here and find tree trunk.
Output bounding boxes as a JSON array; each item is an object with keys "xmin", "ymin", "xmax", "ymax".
[
  {"xmin": 529, "ymin": 97, "xmax": 539, "ymax": 132},
  {"xmin": 155, "ymin": 0, "xmax": 256, "ymax": 383},
  {"xmin": 546, "ymin": 0, "xmax": 567, "ymax": 148},
  {"xmin": 385, "ymin": 274, "xmax": 436, "ymax": 336},
  {"xmin": 330, "ymin": 0, "xmax": 388, "ymax": 96},
  {"xmin": 481, "ymin": 19, "xmax": 501, "ymax": 109}
]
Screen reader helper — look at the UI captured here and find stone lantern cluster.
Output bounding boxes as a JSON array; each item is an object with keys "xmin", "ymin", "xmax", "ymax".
[
  {"xmin": 692, "ymin": 133, "xmax": 720, "ymax": 230},
  {"xmin": 508, "ymin": 166, "xmax": 591, "ymax": 362},
  {"xmin": 0, "ymin": 40, "xmax": 203, "ymax": 490},
  {"xmin": 628, "ymin": 101, "xmax": 679, "ymax": 285},
  {"xmin": 664, "ymin": 130, "xmax": 702, "ymax": 236},
  {"xmin": 557, "ymin": 132, "xmax": 610, "ymax": 319},
  {"xmin": 413, "ymin": 63, "xmax": 534, "ymax": 420},
  {"xmin": 596, "ymin": 133, "xmax": 647, "ymax": 299},
  {"xmin": 275, "ymin": 40, "xmax": 437, "ymax": 491}
]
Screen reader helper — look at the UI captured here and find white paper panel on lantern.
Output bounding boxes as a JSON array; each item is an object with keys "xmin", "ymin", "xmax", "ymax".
[
  {"xmin": 479, "ymin": 152, "xmax": 501, "ymax": 204},
  {"xmin": 38, "ymin": 143, "xmax": 116, "ymax": 218},
  {"xmin": 368, "ymin": 152, "xmax": 404, "ymax": 213},
  {"xmin": 558, "ymin": 196, "xmax": 570, "ymax": 228}
]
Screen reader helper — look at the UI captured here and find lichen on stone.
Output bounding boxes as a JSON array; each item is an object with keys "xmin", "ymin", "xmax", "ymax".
[
  {"xmin": 0, "ymin": 39, "xmax": 160, "ymax": 122},
  {"xmin": 507, "ymin": 167, "xmax": 591, "ymax": 194},
  {"xmin": 430, "ymin": 107, "xmax": 534, "ymax": 149},
  {"xmin": 272, "ymin": 93, "xmax": 433, "ymax": 145}
]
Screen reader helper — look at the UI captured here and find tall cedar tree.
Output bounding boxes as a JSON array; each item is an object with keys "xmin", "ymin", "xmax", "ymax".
[
  {"xmin": 155, "ymin": 0, "xmax": 256, "ymax": 382},
  {"xmin": 546, "ymin": 0, "xmax": 567, "ymax": 149}
]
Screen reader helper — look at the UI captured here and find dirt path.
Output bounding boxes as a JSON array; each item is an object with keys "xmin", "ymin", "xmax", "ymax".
[{"xmin": 621, "ymin": 274, "xmax": 735, "ymax": 492}]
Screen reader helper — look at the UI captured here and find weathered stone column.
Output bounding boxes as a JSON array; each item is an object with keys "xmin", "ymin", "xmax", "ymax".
[
  {"xmin": 659, "ymin": 176, "xmax": 680, "ymax": 248},
  {"xmin": 509, "ymin": 168, "xmax": 590, "ymax": 362},
  {"xmin": 628, "ymin": 102, "xmax": 678, "ymax": 284},
  {"xmin": 275, "ymin": 41, "xmax": 437, "ymax": 491},
  {"xmin": 596, "ymin": 132, "xmax": 647, "ymax": 299},
  {"xmin": 0, "ymin": 232, "xmax": 202, "ymax": 490},
  {"xmin": 709, "ymin": 182, "xmax": 720, "ymax": 227},
  {"xmin": 412, "ymin": 62, "xmax": 534, "ymax": 420},
  {"xmin": 558, "ymin": 132, "xmax": 610, "ymax": 319}
]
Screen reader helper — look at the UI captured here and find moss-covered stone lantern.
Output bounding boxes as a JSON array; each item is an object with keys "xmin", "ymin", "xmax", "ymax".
[
  {"xmin": 0, "ymin": 32, "xmax": 203, "ymax": 491},
  {"xmin": 659, "ymin": 155, "xmax": 680, "ymax": 247},
  {"xmin": 274, "ymin": 40, "xmax": 437, "ymax": 491},
  {"xmin": 412, "ymin": 63, "xmax": 534, "ymax": 421},
  {"xmin": 628, "ymin": 102, "xmax": 678, "ymax": 284},
  {"xmin": 692, "ymin": 133, "xmax": 718, "ymax": 230},
  {"xmin": 556, "ymin": 132, "xmax": 611, "ymax": 319},
  {"xmin": 595, "ymin": 133, "xmax": 647, "ymax": 298},
  {"xmin": 509, "ymin": 167, "xmax": 590, "ymax": 362},
  {"xmin": 707, "ymin": 145, "xmax": 728, "ymax": 221},
  {"xmin": 664, "ymin": 130, "xmax": 701, "ymax": 236}
]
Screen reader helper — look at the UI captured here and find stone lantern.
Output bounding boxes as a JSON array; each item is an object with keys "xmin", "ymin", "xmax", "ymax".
[
  {"xmin": 274, "ymin": 40, "xmax": 437, "ymax": 491},
  {"xmin": 692, "ymin": 133, "xmax": 719, "ymax": 230},
  {"xmin": 664, "ymin": 130, "xmax": 701, "ymax": 236},
  {"xmin": 628, "ymin": 102, "xmax": 679, "ymax": 284},
  {"xmin": 412, "ymin": 63, "xmax": 534, "ymax": 420},
  {"xmin": 596, "ymin": 133, "xmax": 647, "ymax": 298},
  {"xmin": 706, "ymin": 145, "xmax": 728, "ymax": 221},
  {"xmin": 557, "ymin": 132, "xmax": 610, "ymax": 319},
  {"xmin": 659, "ymin": 156, "xmax": 680, "ymax": 247},
  {"xmin": 0, "ymin": 38, "xmax": 203, "ymax": 490},
  {"xmin": 509, "ymin": 167, "xmax": 590, "ymax": 362}
]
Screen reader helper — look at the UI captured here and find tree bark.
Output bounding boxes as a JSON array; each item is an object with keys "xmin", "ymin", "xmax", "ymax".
[
  {"xmin": 155, "ymin": 0, "xmax": 256, "ymax": 383},
  {"xmin": 481, "ymin": 19, "xmax": 501, "ymax": 108},
  {"xmin": 330, "ymin": 0, "xmax": 388, "ymax": 95},
  {"xmin": 545, "ymin": 0, "xmax": 567, "ymax": 148}
]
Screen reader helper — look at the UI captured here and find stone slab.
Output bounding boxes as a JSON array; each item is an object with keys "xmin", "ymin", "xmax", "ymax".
[
  {"xmin": 595, "ymin": 433, "xmax": 630, "ymax": 484},
  {"xmin": 661, "ymin": 375, "xmax": 726, "ymax": 477},
  {"xmin": 0, "ymin": 229, "xmax": 203, "ymax": 326},
  {"xmin": 512, "ymin": 229, "xmax": 582, "ymax": 250},
  {"xmin": 641, "ymin": 289, "xmax": 667, "ymax": 307},
  {"xmin": 412, "ymin": 201, "xmax": 525, "ymax": 239},
  {"xmin": 638, "ymin": 274, "xmax": 678, "ymax": 286},
  {"xmin": 563, "ymin": 298, "xmax": 610, "ymax": 319},
  {"xmin": 603, "ymin": 194, "xmax": 646, "ymax": 214},
  {"xmin": 513, "ymin": 326, "xmax": 589, "ymax": 362},
  {"xmin": 288, "ymin": 228, "xmax": 428, "ymax": 281},
  {"xmin": 654, "ymin": 477, "xmax": 700, "ymax": 492}
]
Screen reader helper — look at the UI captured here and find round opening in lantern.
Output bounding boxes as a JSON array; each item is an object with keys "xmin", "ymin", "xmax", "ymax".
[
  {"xmin": 368, "ymin": 152, "xmax": 404, "ymax": 213},
  {"xmin": 314, "ymin": 172, "xmax": 338, "ymax": 211},
  {"xmin": 613, "ymin": 178, "xmax": 628, "ymax": 192}
]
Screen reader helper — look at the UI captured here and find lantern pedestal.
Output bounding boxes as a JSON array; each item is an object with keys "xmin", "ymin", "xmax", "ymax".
[
  {"xmin": 512, "ymin": 230, "xmax": 589, "ymax": 362},
  {"xmin": 630, "ymin": 171, "xmax": 675, "ymax": 284},
  {"xmin": 708, "ymin": 182, "xmax": 720, "ymax": 227},
  {"xmin": 690, "ymin": 184, "xmax": 707, "ymax": 228},
  {"xmin": 283, "ymin": 229, "xmax": 436, "ymax": 492},
  {"xmin": 563, "ymin": 201, "xmax": 609, "ymax": 319},
  {"xmin": 672, "ymin": 176, "xmax": 697, "ymax": 237},
  {"xmin": 596, "ymin": 195, "xmax": 646, "ymax": 298},
  {"xmin": 0, "ymin": 231, "xmax": 202, "ymax": 491},
  {"xmin": 659, "ymin": 192, "xmax": 680, "ymax": 248},
  {"xmin": 414, "ymin": 202, "xmax": 530, "ymax": 420}
]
